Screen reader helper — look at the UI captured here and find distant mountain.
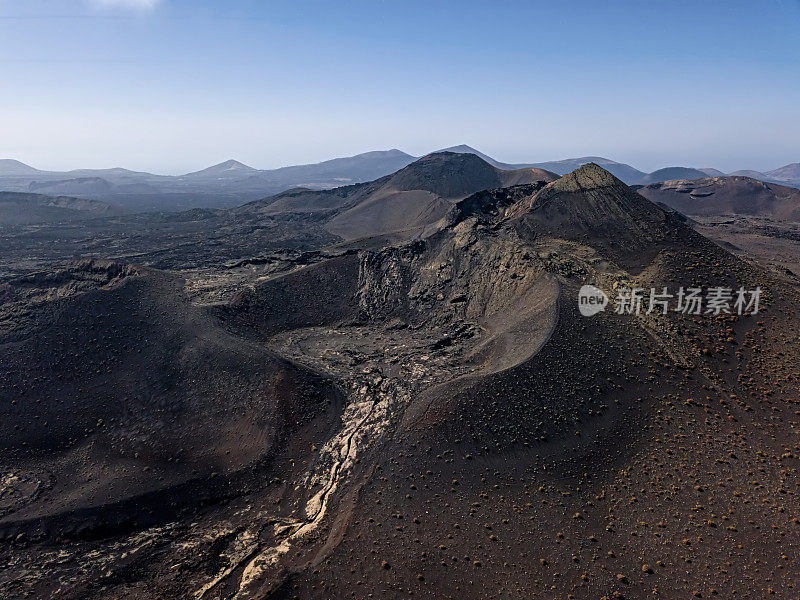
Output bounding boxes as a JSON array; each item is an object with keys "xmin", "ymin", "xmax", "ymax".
[
  {"xmin": 728, "ymin": 163, "xmax": 800, "ymax": 188},
  {"xmin": 0, "ymin": 191, "xmax": 121, "ymax": 225},
  {"xmin": 0, "ymin": 160, "xmax": 159, "ymax": 183},
  {"xmin": 640, "ymin": 167, "xmax": 711, "ymax": 184},
  {"xmin": 2, "ymin": 150, "xmax": 797, "ymax": 213},
  {"xmin": 0, "ymin": 151, "xmax": 419, "ymax": 212},
  {"xmin": 28, "ymin": 177, "xmax": 114, "ymax": 195},
  {"xmin": 438, "ymin": 146, "xmax": 648, "ymax": 185},
  {"xmin": 181, "ymin": 159, "xmax": 259, "ymax": 179},
  {"xmin": 246, "ymin": 149, "xmax": 416, "ymax": 187},
  {"xmin": 437, "ymin": 145, "xmax": 514, "ymax": 169},
  {"xmin": 437, "ymin": 147, "xmax": 800, "ymax": 189},
  {"xmin": 637, "ymin": 176, "xmax": 800, "ymax": 220},
  {"xmin": 527, "ymin": 157, "xmax": 649, "ymax": 185},
  {"xmin": 0, "ymin": 159, "xmax": 42, "ymax": 176},
  {"xmin": 765, "ymin": 162, "xmax": 800, "ymax": 184},
  {"xmin": 65, "ymin": 167, "xmax": 168, "ymax": 180},
  {"xmin": 729, "ymin": 169, "xmax": 767, "ymax": 178}
]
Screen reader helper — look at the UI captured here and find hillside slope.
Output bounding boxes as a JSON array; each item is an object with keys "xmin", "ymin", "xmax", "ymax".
[
  {"xmin": 638, "ymin": 176, "xmax": 800, "ymax": 219},
  {"xmin": 239, "ymin": 152, "xmax": 557, "ymax": 243},
  {"xmin": 2, "ymin": 164, "xmax": 799, "ymax": 600},
  {"xmin": 0, "ymin": 191, "xmax": 121, "ymax": 225},
  {"xmin": 0, "ymin": 260, "xmax": 341, "ymax": 541}
]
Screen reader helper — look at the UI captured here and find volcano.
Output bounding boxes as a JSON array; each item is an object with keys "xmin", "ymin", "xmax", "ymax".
[
  {"xmin": 1, "ymin": 160, "xmax": 798, "ymax": 600},
  {"xmin": 237, "ymin": 152, "xmax": 557, "ymax": 243},
  {"xmin": 638, "ymin": 175, "xmax": 800, "ymax": 220}
]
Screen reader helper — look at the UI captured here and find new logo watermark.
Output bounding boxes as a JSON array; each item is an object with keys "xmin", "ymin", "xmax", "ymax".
[
  {"xmin": 578, "ymin": 285, "xmax": 762, "ymax": 316},
  {"xmin": 578, "ymin": 285, "xmax": 609, "ymax": 316}
]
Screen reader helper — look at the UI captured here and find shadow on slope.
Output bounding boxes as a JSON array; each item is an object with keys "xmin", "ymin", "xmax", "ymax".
[{"xmin": 0, "ymin": 260, "xmax": 342, "ymax": 540}]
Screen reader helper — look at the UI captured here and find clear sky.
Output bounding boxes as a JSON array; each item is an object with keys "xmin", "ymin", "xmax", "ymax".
[{"xmin": 1, "ymin": 0, "xmax": 798, "ymax": 174}]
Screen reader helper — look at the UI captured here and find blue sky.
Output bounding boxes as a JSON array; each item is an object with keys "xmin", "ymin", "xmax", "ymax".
[{"xmin": 1, "ymin": 0, "xmax": 798, "ymax": 174}]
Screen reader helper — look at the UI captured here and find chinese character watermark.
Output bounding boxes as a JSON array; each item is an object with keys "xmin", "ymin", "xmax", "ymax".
[{"xmin": 578, "ymin": 285, "xmax": 761, "ymax": 316}]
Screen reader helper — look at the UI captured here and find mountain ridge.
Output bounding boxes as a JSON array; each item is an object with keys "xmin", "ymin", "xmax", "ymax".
[{"xmin": 2, "ymin": 149, "xmax": 798, "ymax": 213}]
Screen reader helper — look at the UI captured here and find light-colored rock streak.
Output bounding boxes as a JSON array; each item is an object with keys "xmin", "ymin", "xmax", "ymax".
[{"xmin": 196, "ymin": 374, "xmax": 407, "ymax": 600}]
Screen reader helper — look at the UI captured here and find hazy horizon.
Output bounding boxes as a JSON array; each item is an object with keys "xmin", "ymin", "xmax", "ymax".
[
  {"xmin": 1, "ymin": 0, "xmax": 798, "ymax": 174},
  {"xmin": 3, "ymin": 145, "xmax": 799, "ymax": 179}
]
